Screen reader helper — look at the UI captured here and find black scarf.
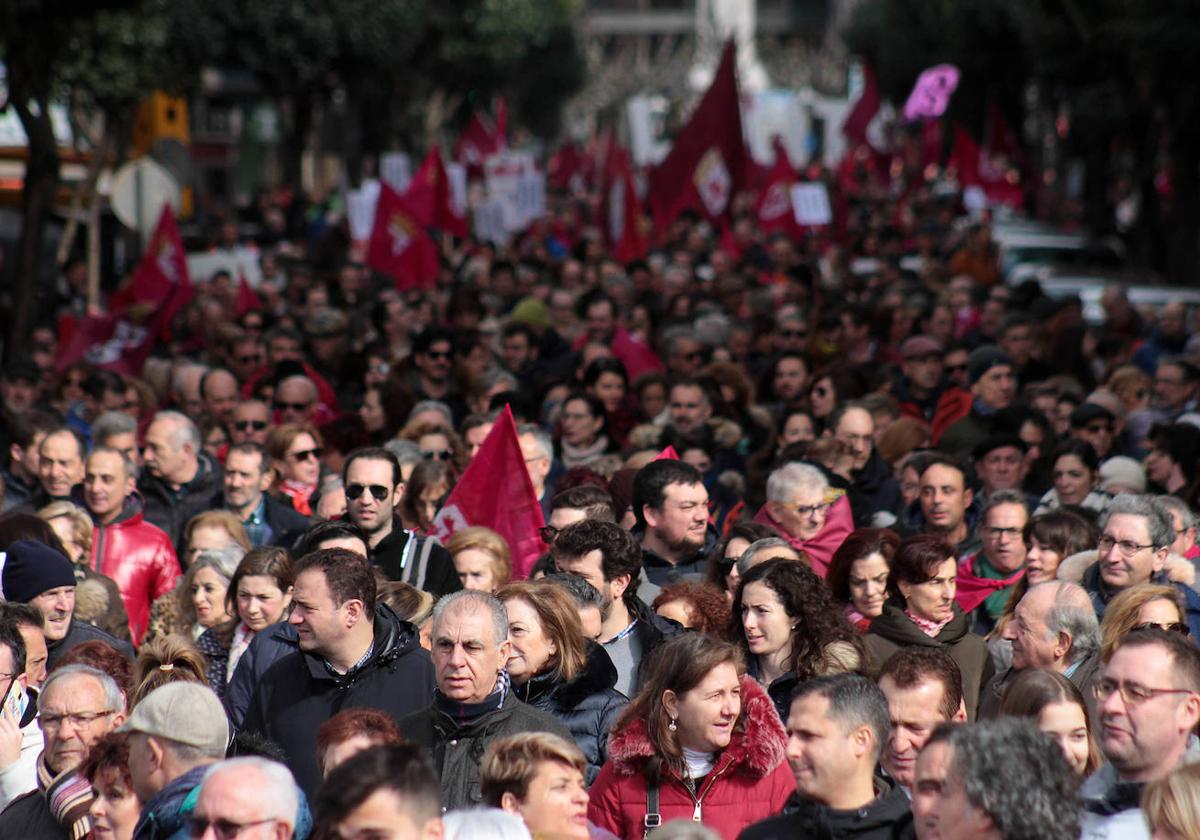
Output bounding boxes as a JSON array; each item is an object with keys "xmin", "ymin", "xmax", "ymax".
[{"xmin": 434, "ymin": 669, "xmax": 510, "ymax": 729}]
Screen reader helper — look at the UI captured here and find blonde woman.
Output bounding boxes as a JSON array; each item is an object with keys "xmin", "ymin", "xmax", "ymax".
[
  {"xmin": 1099, "ymin": 584, "xmax": 1189, "ymax": 662},
  {"xmin": 1142, "ymin": 762, "xmax": 1200, "ymax": 840},
  {"xmin": 445, "ymin": 527, "xmax": 512, "ymax": 593}
]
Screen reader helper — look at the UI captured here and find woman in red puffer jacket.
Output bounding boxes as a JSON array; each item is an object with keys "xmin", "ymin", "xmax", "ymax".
[{"xmin": 587, "ymin": 633, "xmax": 795, "ymax": 840}]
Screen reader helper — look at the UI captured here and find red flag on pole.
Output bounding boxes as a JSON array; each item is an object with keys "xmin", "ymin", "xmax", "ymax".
[
  {"xmin": 756, "ymin": 139, "xmax": 799, "ymax": 236},
  {"xmin": 648, "ymin": 40, "xmax": 748, "ymax": 235},
  {"xmin": 601, "ymin": 142, "xmax": 648, "ymax": 263},
  {"xmin": 366, "ymin": 182, "xmax": 441, "ymax": 291},
  {"xmin": 407, "ymin": 148, "xmax": 468, "ymax": 238},
  {"xmin": 109, "ymin": 204, "xmax": 193, "ymax": 335},
  {"xmin": 454, "ymin": 108, "xmax": 504, "ymax": 179},
  {"xmin": 431, "ymin": 406, "xmax": 547, "ymax": 580},
  {"xmin": 842, "ymin": 63, "xmax": 882, "ymax": 149}
]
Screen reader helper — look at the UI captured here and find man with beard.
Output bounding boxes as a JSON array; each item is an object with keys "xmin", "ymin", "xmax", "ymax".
[
  {"xmin": 552, "ymin": 520, "xmax": 680, "ymax": 697},
  {"xmin": 631, "ymin": 460, "xmax": 712, "ymax": 584},
  {"xmin": 342, "ymin": 448, "xmax": 459, "ymax": 598},
  {"xmin": 216, "ymin": 443, "xmax": 309, "ymax": 547}
]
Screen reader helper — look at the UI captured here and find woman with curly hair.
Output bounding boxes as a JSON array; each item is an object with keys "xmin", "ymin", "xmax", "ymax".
[
  {"xmin": 730, "ymin": 558, "xmax": 866, "ymax": 721},
  {"xmin": 653, "ymin": 580, "xmax": 732, "ymax": 637}
]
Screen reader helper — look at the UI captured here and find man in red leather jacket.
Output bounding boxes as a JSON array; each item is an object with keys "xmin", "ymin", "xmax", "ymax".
[{"xmin": 83, "ymin": 446, "xmax": 181, "ymax": 644}]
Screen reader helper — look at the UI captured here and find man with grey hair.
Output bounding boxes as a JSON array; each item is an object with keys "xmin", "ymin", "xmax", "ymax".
[
  {"xmin": 122, "ymin": 683, "xmax": 229, "ymax": 840},
  {"xmin": 243, "ymin": 548, "xmax": 434, "ymax": 796},
  {"xmin": 736, "ymin": 537, "xmax": 804, "ymax": 576},
  {"xmin": 170, "ymin": 363, "xmax": 207, "ymax": 420},
  {"xmin": 398, "ymin": 590, "xmax": 571, "ymax": 809},
  {"xmin": 913, "ymin": 718, "xmax": 1080, "ymax": 840},
  {"xmin": 978, "ymin": 581, "xmax": 1102, "ymax": 719},
  {"xmin": 191, "ymin": 757, "xmax": 298, "ymax": 840},
  {"xmin": 1156, "ymin": 494, "xmax": 1197, "ymax": 562},
  {"xmin": 959, "ymin": 490, "xmax": 1029, "ymax": 635},
  {"xmin": 517, "ymin": 423, "xmax": 557, "ymax": 518},
  {"xmin": 741, "ymin": 674, "xmax": 913, "ymax": 839},
  {"xmin": 90, "ymin": 411, "xmax": 140, "ymax": 467},
  {"xmin": 83, "ymin": 446, "xmax": 179, "ymax": 645},
  {"xmin": 1080, "ymin": 494, "xmax": 1200, "ymax": 637},
  {"xmin": 139, "ymin": 410, "xmax": 224, "ymax": 550},
  {"xmin": 662, "ymin": 325, "xmax": 706, "ymax": 379},
  {"xmin": 756, "ymin": 462, "xmax": 854, "ymax": 576},
  {"xmin": 0, "ymin": 664, "xmax": 126, "ymax": 836}
]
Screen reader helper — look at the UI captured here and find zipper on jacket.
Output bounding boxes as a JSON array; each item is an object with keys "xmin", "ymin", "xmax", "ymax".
[{"xmin": 675, "ymin": 763, "xmax": 730, "ymax": 824}]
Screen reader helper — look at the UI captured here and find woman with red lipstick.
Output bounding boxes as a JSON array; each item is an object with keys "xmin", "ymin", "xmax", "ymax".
[{"xmin": 588, "ymin": 634, "xmax": 795, "ymax": 840}]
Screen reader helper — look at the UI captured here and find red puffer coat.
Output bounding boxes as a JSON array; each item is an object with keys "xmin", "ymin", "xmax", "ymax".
[
  {"xmin": 587, "ymin": 676, "xmax": 796, "ymax": 840},
  {"xmin": 89, "ymin": 501, "xmax": 181, "ymax": 644}
]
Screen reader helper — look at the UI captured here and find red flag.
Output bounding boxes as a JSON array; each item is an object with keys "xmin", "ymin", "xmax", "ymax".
[
  {"xmin": 408, "ymin": 148, "xmax": 468, "ymax": 237},
  {"xmin": 55, "ymin": 312, "xmax": 159, "ymax": 375},
  {"xmin": 235, "ymin": 273, "xmax": 262, "ymax": 316},
  {"xmin": 548, "ymin": 142, "xmax": 584, "ymax": 191},
  {"xmin": 648, "ymin": 40, "xmax": 748, "ymax": 234},
  {"xmin": 493, "ymin": 95, "xmax": 509, "ymax": 149},
  {"xmin": 842, "ymin": 63, "xmax": 882, "ymax": 149},
  {"xmin": 653, "ymin": 446, "xmax": 679, "ymax": 461},
  {"xmin": 756, "ymin": 140, "xmax": 798, "ymax": 236},
  {"xmin": 601, "ymin": 142, "xmax": 648, "ymax": 263},
  {"xmin": 366, "ymin": 182, "xmax": 441, "ymax": 291},
  {"xmin": 454, "ymin": 108, "xmax": 503, "ymax": 178},
  {"xmin": 950, "ymin": 123, "xmax": 1024, "ymax": 209},
  {"xmin": 949, "ymin": 123, "xmax": 983, "ymax": 187},
  {"xmin": 431, "ymin": 406, "xmax": 546, "ymax": 580},
  {"xmin": 109, "ymin": 204, "xmax": 193, "ymax": 335}
]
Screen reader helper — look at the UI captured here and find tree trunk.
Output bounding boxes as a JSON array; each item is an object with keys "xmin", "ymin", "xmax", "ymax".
[
  {"xmin": 284, "ymin": 90, "xmax": 313, "ymax": 192},
  {"xmin": 6, "ymin": 96, "xmax": 61, "ymax": 363}
]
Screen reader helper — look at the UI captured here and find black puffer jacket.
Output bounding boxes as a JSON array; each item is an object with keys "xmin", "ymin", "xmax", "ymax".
[
  {"xmin": 512, "ymin": 642, "xmax": 628, "ymax": 783},
  {"xmin": 738, "ymin": 779, "xmax": 915, "ymax": 840},
  {"xmin": 138, "ymin": 452, "xmax": 224, "ymax": 553},
  {"xmin": 241, "ymin": 604, "xmax": 435, "ymax": 796}
]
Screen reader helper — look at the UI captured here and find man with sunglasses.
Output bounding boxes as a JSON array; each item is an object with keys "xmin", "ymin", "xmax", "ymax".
[
  {"xmin": 1082, "ymin": 627, "xmax": 1200, "ymax": 838},
  {"xmin": 1080, "ymin": 494, "xmax": 1200, "ymax": 639},
  {"xmin": 229, "ymin": 400, "xmax": 271, "ymax": 447},
  {"xmin": 407, "ymin": 327, "xmax": 468, "ymax": 425},
  {"xmin": 342, "ymin": 447, "xmax": 460, "ymax": 598}
]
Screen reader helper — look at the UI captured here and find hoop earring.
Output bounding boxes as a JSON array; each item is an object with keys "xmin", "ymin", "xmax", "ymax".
[{"xmin": 669, "ymin": 718, "xmax": 677, "ymax": 732}]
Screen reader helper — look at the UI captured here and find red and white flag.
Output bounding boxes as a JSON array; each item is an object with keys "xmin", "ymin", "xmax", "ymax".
[
  {"xmin": 842, "ymin": 63, "xmax": 883, "ymax": 151},
  {"xmin": 55, "ymin": 312, "xmax": 159, "ymax": 375},
  {"xmin": 109, "ymin": 204, "xmax": 193, "ymax": 334},
  {"xmin": 648, "ymin": 40, "xmax": 748, "ymax": 235},
  {"xmin": 366, "ymin": 182, "xmax": 440, "ymax": 291},
  {"xmin": 756, "ymin": 138, "xmax": 798, "ymax": 236},
  {"xmin": 431, "ymin": 406, "xmax": 547, "ymax": 580},
  {"xmin": 454, "ymin": 98, "xmax": 507, "ymax": 179},
  {"xmin": 407, "ymin": 147, "xmax": 468, "ymax": 238},
  {"xmin": 601, "ymin": 141, "xmax": 648, "ymax": 263}
]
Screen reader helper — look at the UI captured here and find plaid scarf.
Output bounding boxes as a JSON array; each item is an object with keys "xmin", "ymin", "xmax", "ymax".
[{"xmin": 37, "ymin": 753, "xmax": 93, "ymax": 840}]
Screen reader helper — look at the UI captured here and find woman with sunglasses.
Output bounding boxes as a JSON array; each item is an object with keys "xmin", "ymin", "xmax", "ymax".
[
  {"xmin": 266, "ymin": 422, "xmax": 325, "ymax": 516},
  {"xmin": 704, "ymin": 522, "xmax": 778, "ymax": 602},
  {"xmin": 1099, "ymin": 583, "xmax": 1191, "ymax": 662},
  {"xmin": 398, "ymin": 419, "xmax": 467, "ymax": 479}
]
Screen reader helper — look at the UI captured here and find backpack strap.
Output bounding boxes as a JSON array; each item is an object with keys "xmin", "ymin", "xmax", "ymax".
[{"xmin": 643, "ymin": 781, "xmax": 660, "ymax": 838}]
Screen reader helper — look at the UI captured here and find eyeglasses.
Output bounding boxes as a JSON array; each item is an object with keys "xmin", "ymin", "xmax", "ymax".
[
  {"xmin": 346, "ymin": 483, "xmax": 389, "ymax": 502},
  {"xmin": 780, "ymin": 329, "xmax": 808, "ymax": 339},
  {"xmin": 287, "ymin": 447, "xmax": 323, "ymax": 462},
  {"xmin": 40, "ymin": 709, "xmax": 114, "ymax": 731},
  {"xmin": 1133, "ymin": 621, "xmax": 1191, "ymax": 637},
  {"xmin": 273, "ymin": 401, "xmax": 311, "ymax": 413},
  {"xmin": 188, "ymin": 816, "xmax": 278, "ymax": 839},
  {"xmin": 1093, "ymin": 677, "xmax": 1196, "ymax": 706},
  {"xmin": 424, "ymin": 350, "xmax": 452, "ymax": 361},
  {"xmin": 983, "ymin": 526, "xmax": 1022, "ymax": 541},
  {"xmin": 233, "ymin": 420, "xmax": 268, "ymax": 431},
  {"xmin": 946, "ymin": 364, "xmax": 968, "ymax": 375},
  {"xmin": 422, "ymin": 449, "xmax": 453, "ymax": 461},
  {"xmin": 539, "ymin": 525, "xmax": 559, "ymax": 543},
  {"xmin": 235, "ymin": 355, "xmax": 261, "ymax": 366},
  {"xmin": 789, "ymin": 502, "xmax": 830, "ymax": 517},
  {"xmin": 1097, "ymin": 535, "xmax": 1157, "ymax": 558}
]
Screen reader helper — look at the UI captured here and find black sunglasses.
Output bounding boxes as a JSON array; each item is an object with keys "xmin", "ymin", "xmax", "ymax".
[
  {"xmin": 274, "ymin": 401, "xmax": 311, "ymax": 412},
  {"xmin": 288, "ymin": 447, "xmax": 323, "ymax": 462},
  {"xmin": 422, "ymin": 449, "xmax": 454, "ymax": 461},
  {"xmin": 346, "ymin": 483, "xmax": 390, "ymax": 502},
  {"xmin": 946, "ymin": 364, "xmax": 968, "ymax": 374},
  {"xmin": 424, "ymin": 350, "xmax": 452, "ymax": 360},
  {"xmin": 1133, "ymin": 621, "xmax": 1191, "ymax": 637},
  {"xmin": 233, "ymin": 420, "xmax": 268, "ymax": 431}
]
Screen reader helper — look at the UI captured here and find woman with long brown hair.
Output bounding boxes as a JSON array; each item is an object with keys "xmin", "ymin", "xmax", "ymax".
[
  {"xmin": 587, "ymin": 633, "xmax": 794, "ymax": 840},
  {"xmin": 1000, "ymin": 668, "xmax": 1101, "ymax": 776}
]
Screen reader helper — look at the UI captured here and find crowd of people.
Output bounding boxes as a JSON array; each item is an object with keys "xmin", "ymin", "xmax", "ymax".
[{"xmin": 0, "ymin": 153, "xmax": 1199, "ymax": 840}]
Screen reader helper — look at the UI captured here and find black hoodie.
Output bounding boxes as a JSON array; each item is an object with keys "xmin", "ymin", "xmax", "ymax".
[
  {"xmin": 738, "ymin": 779, "xmax": 916, "ymax": 840},
  {"xmin": 241, "ymin": 603, "xmax": 435, "ymax": 796}
]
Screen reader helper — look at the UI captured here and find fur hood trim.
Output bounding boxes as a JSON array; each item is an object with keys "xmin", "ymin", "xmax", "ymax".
[
  {"xmin": 1058, "ymin": 549, "xmax": 1198, "ymax": 591},
  {"xmin": 606, "ymin": 675, "xmax": 786, "ymax": 779}
]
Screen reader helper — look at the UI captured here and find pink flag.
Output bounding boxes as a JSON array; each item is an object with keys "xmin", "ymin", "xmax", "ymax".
[
  {"xmin": 431, "ymin": 406, "xmax": 547, "ymax": 580},
  {"xmin": 653, "ymin": 446, "xmax": 680, "ymax": 461}
]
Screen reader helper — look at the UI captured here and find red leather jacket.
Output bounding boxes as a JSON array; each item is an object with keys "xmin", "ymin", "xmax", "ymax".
[
  {"xmin": 588, "ymin": 677, "xmax": 795, "ymax": 840},
  {"xmin": 89, "ymin": 502, "xmax": 181, "ymax": 645}
]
